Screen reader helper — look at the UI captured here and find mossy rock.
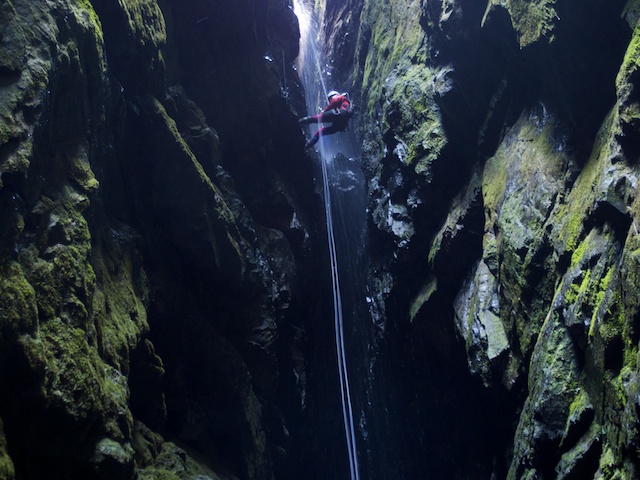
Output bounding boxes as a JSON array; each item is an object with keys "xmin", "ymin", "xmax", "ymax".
[
  {"xmin": 90, "ymin": 0, "xmax": 167, "ymax": 92},
  {"xmin": 382, "ymin": 64, "xmax": 447, "ymax": 177},
  {"xmin": 118, "ymin": 0, "xmax": 167, "ymax": 49},
  {"xmin": 136, "ymin": 442, "xmax": 223, "ymax": 480},
  {"xmin": 356, "ymin": 0, "xmax": 429, "ymax": 116},
  {"xmin": 136, "ymin": 95, "xmax": 245, "ymax": 278},
  {"xmin": 559, "ymin": 227, "xmax": 623, "ymax": 335},
  {"xmin": 454, "ymin": 259, "xmax": 510, "ymax": 385},
  {"xmin": 623, "ymin": 0, "xmax": 640, "ymax": 28},
  {"xmin": 428, "ymin": 167, "xmax": 483, "ymax": 267},
  {"xmin": 64, "ymin": 143, "xmax": 100, "ymax": 193},
  {"xmin": 0, "ymin": 0, "xmax": 27, "ymax": 142},
  {"xmin": 0, "ymin": 1, "xmax": 27, "ymax": 72},
  {"xmin": 481, "ymin": 108, "xmax": 570, "ymax": 357},
  {"xmin": 355, "ymin": 0, "xmax": 456, "ymax": 248},
  {"xmin": 618, "ymin": 7, "xmax": 640, "ymax": 85},
  {"xmin": 14, "ymin": 318, "xmax": 134, "ymax": 448},
  {"xmin": 131, "ymin": 421, "xmax": 163, "ymax": 468},
  {"xmin": 0, "ymin": 418, "xmax": 15, "ymax": 480},
  {"xmin": 38, "ymin": 321, "xmax": 108, "ymax": 417},
  {"xmin": 90, "ymin": 238, "xmax": 149, "ymax": 371},
  {"xmin": 485, "ymin": 0, "xmax": 558, "ymax": 47},
  {"xmin": 615, "ymin": 11, "xmax": 640, "ymax": 157},
  {"xmin": 71, "ymin": 0, "xmax": 104, "ymax": 41},
  {"xmin": 0, "ymin": 262, "xmax": 38, "ymax": 342},
  {"xmin": 21, "ymin": 209, "xmax": 97, "ymax": 326},
  {"xmin": 0, "ymin": 0, "xmax": 53, "ymax": 186},
  {"xmin": 86, "ymin": 437, "xmax": 135, "ymax": 480}
]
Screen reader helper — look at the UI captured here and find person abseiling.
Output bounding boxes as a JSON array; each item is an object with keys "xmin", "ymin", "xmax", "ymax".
[{"xmin": 299, "ymin": 90, "xmax": 353, "ymax": 148}]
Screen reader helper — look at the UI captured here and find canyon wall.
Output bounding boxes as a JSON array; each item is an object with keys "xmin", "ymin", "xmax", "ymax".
[
  {"xmin": 0, "ymin": 0, "xmax": 319, "ymax": 479},
  {"xmin": 319, "ymin": 0, "xmax": 640, "ymax": 477}
]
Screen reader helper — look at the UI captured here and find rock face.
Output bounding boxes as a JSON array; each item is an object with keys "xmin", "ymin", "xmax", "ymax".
[
  {"xmin": 0, "ymin": 1, "xmax": 318, "ymax": 479},
  {"xmin": 319, "ymin": 0, "xmax": 640, "ymax": 477}
]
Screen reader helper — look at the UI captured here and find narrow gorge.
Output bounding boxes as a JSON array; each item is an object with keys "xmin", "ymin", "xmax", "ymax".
[{"xmin": 1, "ymin": 0, "xmax": 640, "ymax": 479}]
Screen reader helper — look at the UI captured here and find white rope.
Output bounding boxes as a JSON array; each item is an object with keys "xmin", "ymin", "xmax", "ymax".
[
  {"xmin": 293, "ymin": 1, "xmax": 360, "ymax": 479},
  {"xmin": 320, "ymin": 133, "xmax": 360, "ymax": 480}
]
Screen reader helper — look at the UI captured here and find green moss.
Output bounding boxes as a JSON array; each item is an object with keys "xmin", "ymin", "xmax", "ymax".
[
  {"xmin": 136, "ymin": 469, "xmax": 181, "ymax": 480},
  {"xmin": 482, "ymin": 152, "xmax": 509, "ymax": 213},
  {"xmin": 619, "ymin": 17, "xmax": 640, "ymax": 77},
  {"xmin": 596, "ymin": 267, "xmax": 616, "ymax": 310},
  {"xmin": 618, "ymin": 271, "xmax": 638, "ymax": 371},
  {"xmin": 599, "ymin": 446, "xmax": 618, "ymax": 478},
  {"xmin": 39, "ymin": 321, "xmax": 104, "ymax": 415},
  {"xmin": 566, "ymin": 270, "xmax": 591, "ymax": 307},
  {"xmin": 591, "ymin": 266, "xmax": 623, "ymax": 344},
  {"xmin": 52, "ymin": 245, "xmax": 96, "ymax": 299},
  {"xmin": 566, "ymin": 235, "xmax": 595, "ymax": 302},
  {"xmin": 622, "ymin": 242, "xmax": 640, "ymax": 368},
  {"xmin": 16, "ymin": 334, "xmax": 48, "ymax": 378},
  {"xmin": 92, "ymin": 437, "xmax": 134, "ymax": 470},
  {"xmin": 381, "ymin": 64, "xmax": 446, "ymax": 176},
  {"xmin": 361, "ymin": 13, "xmax": 396, "ymax": 113},
  {"xmin": 0, "ymin": 139, "xmax": 32, "ymax": 184},
  {"xmin": 16, "ymin": 216, "xmax": 96, "ymax": 330},
  {"xmin": 571, "ymin": 235, "xmax": 592, "ymax": 267},
  {"xmin": 555, "ymin": 110, "xmax": 615, "ymax": 254},
  {"xmin": 616, "ymin": 16, "xmax": 640, "ymax": 134},
  {"xmin": 67, "ymin": 155, "xmax": 100, "ymax": 192},
  {"xmin": 0, "ymin": 1, "xmax": 26, "ymax": 71},
  {"xmin": 120, "ymin": 0, "xmax": 167, "ymax": 48},
  {"xmin": 0, "ymin": 262, "xmax": 38, "ymax": 340},
  {"xmin": 101, "ymin": 365, "xmax": 134, "ymax": 439},
  {"xmin": 19, "ymin": 223, "xmax": 147, "ymax": 441},
  {"xmin": 506, "ymin": 0, "xmax": 558, "ymax": 47},
  {"xmin": 33, "ymin": 318, "xmax": 132, "ymax": 441},
  {"xmin": 25, "ymin": 256, "xmax": 56, "ymax": 319},
  {"xmin": 568, "ymin": 389, "xmax": 591, "ymax": 418},
  {"xmin": 484, "ymin": 110, "xmax": 565, "ymax": 217},
  {"xmin": 356, "ymin": 0, "xmax": 428, "ymax": 118},
  {"xmin": 71, "ymin": 0, "xmax": 104, "ymax": 40},
  {"xmin": 563, "ymin": 229, "xmax": 623, "ymax": 342},
  {"xmin": 136, "ymin": 442, "xmax": 221, "ymax": 480},
  {"xmin": 409, "ymin": 278, "xmax": 437, "ymax": 322}
]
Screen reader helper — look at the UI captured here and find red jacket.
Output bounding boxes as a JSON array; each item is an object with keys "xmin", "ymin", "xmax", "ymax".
[{"xmin": 324, "ymin": 94, "xmax": 350, "ymax": 113}]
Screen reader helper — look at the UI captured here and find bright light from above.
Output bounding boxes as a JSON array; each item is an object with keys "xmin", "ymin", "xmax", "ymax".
[{"xmin": 292, "ymin": 0, "xmax": 312, "ymax": 75}]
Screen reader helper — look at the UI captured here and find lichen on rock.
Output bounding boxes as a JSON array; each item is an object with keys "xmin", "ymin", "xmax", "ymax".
[
  {"xmin": 484, "ymin": 0, "xmax": 559, "ymax": 47},
  {"xmin": 454, "ymin": 259, "xmax": 510, "ymax": 385},
  {"xmin": 507, "ymin": 312, "xmax": 581, "ymax": 479},
  {"xmin": 451, "ymin": 107, "xmax": 572, "ymax": 387},
  {"xmin": 3, "ymin": 0, "xmax": 640, "ymax": 478},
  {"xmin": 345, "ymin": 0, "xmax": 640, "ymax": 477},
  {"xmin": 382, "ymin": 64, "xmax": 447, "ymax": 177},
  {"xmin": 0, "ymin": 262, "xmax": 38, "ymax": 341}
]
